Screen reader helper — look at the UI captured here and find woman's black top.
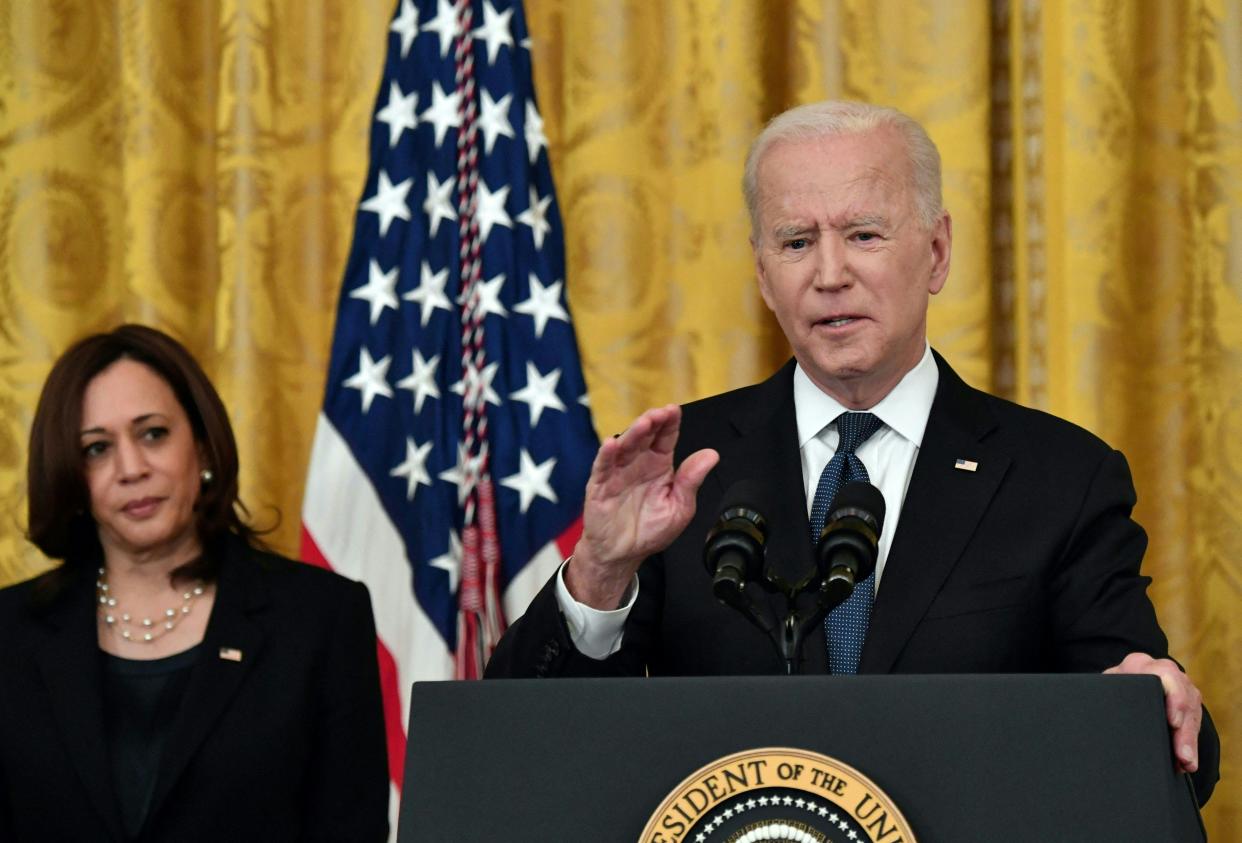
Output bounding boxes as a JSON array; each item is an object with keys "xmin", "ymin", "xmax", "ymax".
[{"xmin": 100, "ymin": 644, "xmax": 201, "ymax": 840}]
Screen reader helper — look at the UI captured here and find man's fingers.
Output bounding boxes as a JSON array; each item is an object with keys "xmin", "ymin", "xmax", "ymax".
[
  {"xmin": 609, "ymin": 405, "xmax": 678, "ymax": 469},
  {"xmin": 586, "ymin": 405, "xmax": 690, "ymax": 509},
  {"xmin": 673, "ymin": 448, "xmax": 720, "ymax": 499},
  {"xmin": 590, "ymin": 432, "xmax": 621, "ymax": 478},
  {"xmin": 1105, "ymin": 651, "xmax": 1202, "ymax": 773},
  {"xmin": 1172, "ymin": 706, "xmax": 1202, "ymax": 772},
  {"xmin": 650, "ymin": 404, "xmax": 683, "ymax": 455}
]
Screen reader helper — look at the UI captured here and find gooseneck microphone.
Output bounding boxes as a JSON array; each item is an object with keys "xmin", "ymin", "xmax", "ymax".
[
  {"xmin": 700, "ymin": 478, "xmax": 886, "ymax": 674},
  {"xmin": 814, "ymin": 481, "xmax": 885, "ymax": 607},
  {"xmin": 702, "ymin": 480, "xmax": 768, "ymax": 603}
]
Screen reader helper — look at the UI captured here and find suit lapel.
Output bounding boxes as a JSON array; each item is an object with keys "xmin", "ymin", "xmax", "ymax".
[
  {"xmin": 712, "ymin": 361, "xmax": 829, "ymax": 672},
  {"xmin": 860, "ymin": 352, "xmax": 1011, "ymax": 673},
  {"xmin": 714, "ymin": 360, "xmax": 816, "ymax": 585},
  {"xmin": 145, "ymin": 540, "xmax": 268, "ymax": 820},
  {"xmin": 35, "ymin": 573, "xmax": 127, "ymax": 841}
]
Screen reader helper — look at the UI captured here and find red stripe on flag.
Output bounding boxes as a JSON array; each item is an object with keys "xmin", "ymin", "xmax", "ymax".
[
  {"xmin": 373, "ymin": 634, "xmax": 407, "ymax": 788},
  {"xmin": 556, "ymin": 515, "xmax": 583, "ymax": 560},
  {"xmin": 299, "ymin": 526, "xmax": 332, "ymax": 570},
  {"xmin": 300, "ymin": 525, "xmax": 408, "ymax": 790}
]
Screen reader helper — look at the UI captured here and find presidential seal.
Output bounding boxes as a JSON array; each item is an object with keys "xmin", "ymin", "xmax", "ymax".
[{"xmin": 640, "ymin": 748, "xmax": 915, "ymax": 843}]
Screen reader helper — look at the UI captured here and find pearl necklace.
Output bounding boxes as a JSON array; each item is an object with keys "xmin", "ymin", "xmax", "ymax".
[{"xmin": 96, "ymin": 568, "xmax": 205, "ymax": 643}]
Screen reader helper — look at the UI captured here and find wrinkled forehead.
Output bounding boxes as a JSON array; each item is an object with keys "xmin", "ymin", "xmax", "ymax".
[{"xmin": 753, "ymin": 132, "xmax": 917, "ymax": 230}]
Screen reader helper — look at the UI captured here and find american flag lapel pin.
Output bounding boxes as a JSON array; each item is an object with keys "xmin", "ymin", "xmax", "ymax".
[
  {"xmin": 954, "ymin": 458, "xmax": 979, "ymax": 472},
  {"xmin": 219, "ymin": 647, "xmax": 243, "ymax": 662}
]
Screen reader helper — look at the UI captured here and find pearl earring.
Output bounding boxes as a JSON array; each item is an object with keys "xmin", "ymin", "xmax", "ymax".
[{"xmin": 200, "ymin": 469, "xmax": 214, "ymax": 485}]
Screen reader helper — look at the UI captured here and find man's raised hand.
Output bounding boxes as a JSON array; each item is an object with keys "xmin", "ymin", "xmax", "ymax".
[{"xmin": 565, "ymin": 404, "xmax": 719, "ymax": 609}]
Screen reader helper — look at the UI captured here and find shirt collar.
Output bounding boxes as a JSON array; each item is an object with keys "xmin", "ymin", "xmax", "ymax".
[{"xmin": 793, "ymin": 343, "xmax": 939, "ymax": 449}]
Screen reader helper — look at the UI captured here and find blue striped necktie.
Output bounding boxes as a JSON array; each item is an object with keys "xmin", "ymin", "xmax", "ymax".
[{"xmin": 808, "ymin": 412, "xmax": 883, "ymax": 674}]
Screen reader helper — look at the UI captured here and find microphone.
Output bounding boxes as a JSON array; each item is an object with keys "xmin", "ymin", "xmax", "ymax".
[
  {"xmin": 814, "ymin": 481, "xmax": 885, "ymax": 608},
  {"xmin": 703, "ymin": 480, "xmax": 768, "ymax": 603}
]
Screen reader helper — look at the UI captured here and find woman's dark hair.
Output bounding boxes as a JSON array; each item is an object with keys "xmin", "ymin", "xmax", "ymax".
[{"xmin": 26, "ymin": 324, "xmax": 258, "ymax": 585}]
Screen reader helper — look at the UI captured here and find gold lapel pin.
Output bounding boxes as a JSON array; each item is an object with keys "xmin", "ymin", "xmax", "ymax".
[
  {"xmin": 954, "ymin": 458, "xmax": 978, "ymax": 472},
  {"xmin": 219, "ymin": 647, "xmax": 244, "ymax": 662}
]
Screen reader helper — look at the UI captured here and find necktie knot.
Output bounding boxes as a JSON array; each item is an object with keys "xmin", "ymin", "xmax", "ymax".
[{"xmin": 835, "ymin": 412, "xmax": 883, "ymax": 454}]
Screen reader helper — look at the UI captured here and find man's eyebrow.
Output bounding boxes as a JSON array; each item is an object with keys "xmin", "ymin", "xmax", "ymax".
[
  {"xmin": 838, "ymin": 214, "xmax": 889, "ymax": 229},
  {"xmin": 771, "ymin": 223, "xmax": 817, "ymax": 238}
]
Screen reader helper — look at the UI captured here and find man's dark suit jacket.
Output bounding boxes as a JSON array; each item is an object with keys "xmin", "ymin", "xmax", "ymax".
[
  {"xmin": 0, "ymin": 533, "xmax": 389, "ymax": 842},
  {"xmin": 486, "ymin": 351, "xmax": 1220, "ymax": 803}
]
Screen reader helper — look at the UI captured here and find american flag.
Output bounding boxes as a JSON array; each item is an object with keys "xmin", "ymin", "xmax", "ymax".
[{"xmin": 300, "ymin": 0, "xmax": 597, "ymax": 811}]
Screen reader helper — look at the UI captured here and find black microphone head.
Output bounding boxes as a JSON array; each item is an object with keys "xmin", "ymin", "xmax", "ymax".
[
  {"xmin": 814, "ymin": 481, "xmax": 884, "ymax": 596},
  {"xmin": 716, "ymin": 479, "xmax": 765, "ymax": 518},
  {"xmin": 703, "ymin": 479, "xmax": 768, "ymax": 582},
  {"xmin": 827, "ymin": 480, "xmax": 885, "ymax": 536}
]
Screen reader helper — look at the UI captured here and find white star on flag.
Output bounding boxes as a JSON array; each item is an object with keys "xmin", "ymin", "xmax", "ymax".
[
  {"xmin": 421, "ymin": 81, "xmax": 463, "ymax": 147},
  {"xmin": 428, "ymin": 529, "xmax": 463, "ymax": 594},
  {"xmin": 474, "ymin": 179, "xmax": 512, "ymax": 242},
  {"xmin": 473, "ymin": 0, "xmax": 514, "ymax": 65},
  {"xmin": 477, "ymin": 89, "xmax": 515, "ymax": 154},
  {"xmin": 422, "ymin": 172, "xmax": 457, "ymax": 237},
  {"xmin": 403, "ymin": 261, "xmax": 453, "ymax": 326},
  {"xmin": 510, "ymin": 362, "xmax": 565, "ymax": 426},
  {"xmin": 513, "ymin": 275, "xmax": 569, "ymax": 338},
  {"xmin": 376, "ymin": 81, "xmax": 419, "ymax": 148},
  {"xmin": 500, "ymin": 449, "xmax": 558, "ymax": 513},
  {"xmin": 396, "ymin": 349, "xmax": 440, "ymax": 414},
  {"xmin": 343, "ymin": 347, "xmax": 393, "ymax": 413},
  {"xmin": 524, "ymin": 100, "xmax": 548, "ymax": 163},
  {"xmin": 390, "ymin": 436, "xmax": 434, "ymax": 501},
  {"xmin": 359, "ymin": 170, "xmax": 413, "ymax": 237},
  {"xmin": 420, "ymin": 0, "xmax": 458, "ymax": 58},
  {"xmin": 465, "ymin": 272, "xmax": 508, "ymax": 319},
  {"xmin": 450, "ymin": 360, "xmax": 502, "ymax": 407},
  {"xmin": 350, "ymin": 259, "xmax": 399, "ymax": 325},
  {"xmin": 439, "ymin": 442, "xmax": 486, "ymax": 505},
  {"xmin": 516, "ymin": 186, "xmax": 552, "ymax": 249},
  {"xmin": 389, "ymin": 0, "xmax": 420, "ymax": 58}
]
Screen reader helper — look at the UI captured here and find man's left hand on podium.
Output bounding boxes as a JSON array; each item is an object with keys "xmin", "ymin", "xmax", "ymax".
[{"xmin": 1104, "ymin": 651, "xmax": 1202, "ymax": 774}]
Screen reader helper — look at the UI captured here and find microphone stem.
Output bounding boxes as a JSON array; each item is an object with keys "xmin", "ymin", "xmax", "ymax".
[{"xmin": 781, "ymin": 613, "xmax": 800, "ymax": 675}]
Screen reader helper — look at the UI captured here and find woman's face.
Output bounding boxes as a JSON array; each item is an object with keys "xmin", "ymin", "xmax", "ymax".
[{"xmin": 79, "ymin": 359, "xmax": 204, "ymax": 563}]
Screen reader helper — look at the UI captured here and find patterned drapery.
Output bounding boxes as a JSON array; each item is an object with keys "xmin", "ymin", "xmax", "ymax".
[{"xmin": 0, "ymin": 2, "xmax": 1237, "ymax": 833}]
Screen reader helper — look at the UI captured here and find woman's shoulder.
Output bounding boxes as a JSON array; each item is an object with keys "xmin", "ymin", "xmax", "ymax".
[
  {"xmin": 0, "ymin": 566, "xmax": 92, "ymax": 660},
  {"xmin": 0, "ymin": 567, "xmax": 78, "ymax": 618},
  {"xmin": 0, "ymin": 573, "xmax": 42, "ymax": 619},
  {"xmin": 224, "ymin": 537, "xmax": 369, "ymax": 604}
]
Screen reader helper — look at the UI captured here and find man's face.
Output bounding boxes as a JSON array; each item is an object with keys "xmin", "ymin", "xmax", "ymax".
[{"xmin": 751, "ymin": 128, "xmax": 951, "ymax": 408}]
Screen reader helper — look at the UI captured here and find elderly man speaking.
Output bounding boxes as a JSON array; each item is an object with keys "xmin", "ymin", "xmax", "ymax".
[{"xmin": 485, "ymin": 100, "xmax": 1220, "ymax": 805}]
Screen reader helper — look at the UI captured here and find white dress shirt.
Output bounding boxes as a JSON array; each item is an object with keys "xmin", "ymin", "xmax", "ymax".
[{"xmin": 555, "ymin": 345, "xmax": 940, "ymax": 659}]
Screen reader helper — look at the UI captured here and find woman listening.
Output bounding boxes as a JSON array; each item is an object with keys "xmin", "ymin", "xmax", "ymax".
[{"xmin": 0, "ymin": 324, "xmax": 388, "ymax": 841}]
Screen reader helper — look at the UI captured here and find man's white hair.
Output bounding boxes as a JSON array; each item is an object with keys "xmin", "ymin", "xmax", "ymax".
[{"xmin": 742, "ymin": 100, "xmax": 943, "ymax": 234}]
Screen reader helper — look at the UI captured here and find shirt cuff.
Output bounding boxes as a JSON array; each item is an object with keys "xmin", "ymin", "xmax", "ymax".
[{"xmin": 553, "ymin": 558, "xmax": 638, "ymax": 660}]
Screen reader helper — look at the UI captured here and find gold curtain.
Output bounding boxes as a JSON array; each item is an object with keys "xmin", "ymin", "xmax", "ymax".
[{"xmin": 0, "ymin": 1, "xmax": 1237, "ymax": 834}]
